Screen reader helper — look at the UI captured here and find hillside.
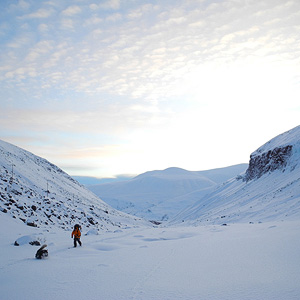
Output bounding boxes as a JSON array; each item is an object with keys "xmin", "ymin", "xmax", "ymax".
[
  {"xmin": 0, "ymin": 140, "xmax": 146, "ymax": 231},
  {"xmin": 88, "ymin": 164, "xmax": 247, "ymax": 221},
  {"xmin": 170, "ymin": 125, "xmax": 300, "ymax": 225}
]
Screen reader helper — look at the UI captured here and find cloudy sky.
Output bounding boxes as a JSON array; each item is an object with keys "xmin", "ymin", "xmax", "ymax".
[{"xmin": 1, "ymin": 0, "xmax": 300, "ymax": 178}]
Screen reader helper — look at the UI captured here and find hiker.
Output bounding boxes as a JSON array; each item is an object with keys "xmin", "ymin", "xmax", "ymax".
[{"xmin": 71, "ymin": 224, "xmax": 82, "ymax": 247}]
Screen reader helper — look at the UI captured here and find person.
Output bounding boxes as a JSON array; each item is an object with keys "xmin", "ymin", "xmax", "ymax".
[{"xmin": 71, "ymin": 224, "xmax": 82, "ymax": 247}]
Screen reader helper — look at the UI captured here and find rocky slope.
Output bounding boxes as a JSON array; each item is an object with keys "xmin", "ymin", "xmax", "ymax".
[{"xmin": 0, "ymin": 140, "xmax": 146, "ymax": 231}]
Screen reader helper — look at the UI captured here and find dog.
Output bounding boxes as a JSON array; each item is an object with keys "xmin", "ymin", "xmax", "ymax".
[{"xmin": 35, "ymin": 244, "xmax": 48, "ymax": 259}]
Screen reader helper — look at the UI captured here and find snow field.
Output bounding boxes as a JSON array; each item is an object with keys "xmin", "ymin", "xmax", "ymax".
[{"xmin": 1, "ymin": 214, "xmax": 300, "ymax": 300}]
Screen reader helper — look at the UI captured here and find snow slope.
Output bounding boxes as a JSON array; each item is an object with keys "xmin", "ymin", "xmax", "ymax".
[
  {"xmin": 88, "ymin": 165, "xmax": 247, "ymax": 221},
  {"xmin": 1, "ymin": 213, "xmax": 300, "ymax": 300},
  {"xmin": 0, "ymin": 139, "xmax": 147, "ymax": 231},
  {"xmin": 170, "ymin": 125, "xmax": 300, "ymax": 226}
]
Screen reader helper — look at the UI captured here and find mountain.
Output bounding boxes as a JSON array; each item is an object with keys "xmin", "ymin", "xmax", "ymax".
[
  {"xmin": 88, "ymin": 164, "xmax": 248, "ymax": 221},
  {"xmin": 170, "ymin": 125, "xmax": 300, "ymax": 225},
  {"xmin": 73, "ymin": 175, "xmax": 134, "ymax": 186},
  {"xmin": 0, "ymin": 140, "xmax": 146, "ymax": 231}
]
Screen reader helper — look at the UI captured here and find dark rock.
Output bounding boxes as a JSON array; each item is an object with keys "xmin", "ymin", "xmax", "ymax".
[
  {"xmin": 150, "ymin": 220, "xmax": 161, "ymax": 225},
  {"xmin": 245, "ymin": 145, "xmax": 293, "ymax": 181},
  {"xmin": 87, "ymin": 217, "xmax": 95, "ymax": 225},
  {"xmin": 29, "ymin": 240, "xmax": 41, "ymax": 246},
  {"xmin": 27, "ymin": 221, "xmax": 37, "ymax": 227}
]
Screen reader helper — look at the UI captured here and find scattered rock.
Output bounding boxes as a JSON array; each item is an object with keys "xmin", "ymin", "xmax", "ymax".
[
  {"xmin": 14, "ymin": 235, "xmax": 42, "ymax": 246},
  {"xmin": 27, "ymin": 221, "xmax": 37, "ymax": 227}
]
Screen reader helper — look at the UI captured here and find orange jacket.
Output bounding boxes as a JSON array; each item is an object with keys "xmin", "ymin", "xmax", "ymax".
[{"xmin": 72, "ymin": 228, "xmax": 81, "ymax": 239}]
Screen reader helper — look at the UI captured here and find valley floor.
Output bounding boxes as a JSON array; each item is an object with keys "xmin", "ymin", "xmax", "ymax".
[{"xmin": 1, "ymin": 215, "xmax": 300, "ymax": 300}]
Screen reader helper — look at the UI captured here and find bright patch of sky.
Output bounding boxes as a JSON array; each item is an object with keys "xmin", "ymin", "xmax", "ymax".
[{"xmin": 1, "ymin": 0, "xmax": 300, "ymax": 178}]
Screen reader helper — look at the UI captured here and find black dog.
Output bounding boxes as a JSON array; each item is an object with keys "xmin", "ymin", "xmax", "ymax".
[{"xmin": 35, "ymin": 244, "xmax": 48, "ymax": 259}]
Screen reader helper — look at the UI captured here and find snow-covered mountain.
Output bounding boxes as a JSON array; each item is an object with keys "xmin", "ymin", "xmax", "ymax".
[
  {"xmin": 88, "ymin": 164, "xmax": 248, "ymax": 221},
  {"xmin": 1, "ymin": 129, "xmax": 300, "ymax": 300},
  {"xmin": 170, "ymin": 125, "xmax": 300, "ymax": 226},
  {"xmin": 0, "ymin": 140, "xmax": 146, "ymax": 231},
  {"xmin": 73, "ymin": 175, "xmax": 134, "ymax": 186}
]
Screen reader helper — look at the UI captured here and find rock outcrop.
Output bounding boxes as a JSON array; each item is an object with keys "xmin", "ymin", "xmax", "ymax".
[{"xmin": 245, "ymin": 145, "xmax": 293, "ymax": 181}]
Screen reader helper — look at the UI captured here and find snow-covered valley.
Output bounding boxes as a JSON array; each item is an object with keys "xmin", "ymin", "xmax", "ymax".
[
  {"xmin": 1, "ymin": 213, "xmax": 300, "ymax": 300},
  {"xmin": 1, "ymin": 125, "xmax": 300, "ymax": 299},
  {"xmin": 88, "ymin": 164, "xmax": 248, "ymax": 221}
]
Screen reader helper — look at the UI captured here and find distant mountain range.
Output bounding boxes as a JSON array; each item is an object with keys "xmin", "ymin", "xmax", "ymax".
[{"xmin": 88, "ymin": 164, "xmax": 248, "ymax": 221}]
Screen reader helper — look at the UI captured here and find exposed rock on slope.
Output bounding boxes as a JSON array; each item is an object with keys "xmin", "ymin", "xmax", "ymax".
[{"xmin": 245, "ymin": 145, "xmax": 293, "ymax": 181}]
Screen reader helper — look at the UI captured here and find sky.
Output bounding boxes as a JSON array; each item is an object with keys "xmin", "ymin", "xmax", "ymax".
[{"xmin": 0, "ymin": 0, "xmax": 300, "ymax": 178}]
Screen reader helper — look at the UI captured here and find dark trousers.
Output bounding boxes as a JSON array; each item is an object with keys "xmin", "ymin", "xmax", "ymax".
[{"xmin": 74, "ymin": 237, "xmax": 82, "ymax": 247}]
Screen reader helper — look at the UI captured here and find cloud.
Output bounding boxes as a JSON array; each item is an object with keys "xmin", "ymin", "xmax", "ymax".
[
  {"xmin": 1, "ymin": 0, "xmax": 300, "ymax": 177},
  {"xmin": 127, "ymin": 4, "xmax": 158, "ymax": 19},
  {"xmin": 25, "ymin": 40, "xmax": 54, "ymax": 62},
  {"xmin": 99, "ymin": 0, "xmax": 121, "ymax": 10},
  {"xmin": 0, "ymin": 98, "xmax": 166, "ymax": 137},
  {"xmin": 61, "ymin": 5, "xmax": 82, "ymax": 16},
  {"xmin": 88, "ymin": 0, "xmax": 121, "ymax": 11},
  {"xmin": 21, "ymin": 8, "xmax": 54, "ymax": 19},
  {"xmin": 84, "ymin": 16, "xmax": 103, "ymax": 26},
  {"xmin": 3, "ymin": 0, "xmax": 300, "ymax": 103},
  {"xmin": 106, "ymin": 13, "xmax": 122, "ymax": 22},
  {"xmin": 6, "ymin": 35, "xmax": 31, "ymax": 49},
  {"xmin": 38, "ymin": 23, "xmax": 50, "ymax": 33},
  {"xmin": 8, "ymin": 0, "xmax": 30, "ymax": 12}
]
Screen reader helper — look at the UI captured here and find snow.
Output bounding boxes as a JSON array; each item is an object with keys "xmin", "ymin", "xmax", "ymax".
[
  {"xmin": 88, "ymin": 165, "xmax": 248, "ymax": 221},
  {"xmin": 255, "ymin": 125, "xmax": 300, "ymax": 156},
  {"xmin": 1, "ymin": 126, "xmax": 300, "ymax": 299},
  {"xmin": 170, "ymin": 166, "xmax": 300, "ymax": 226},
  {"xmin": 169, "ymin": 126, "xmax": 300, "ymax": 226},
  {"xmin": 1, "ymin": 213, "xmax": 300, "ymax": 300}
]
